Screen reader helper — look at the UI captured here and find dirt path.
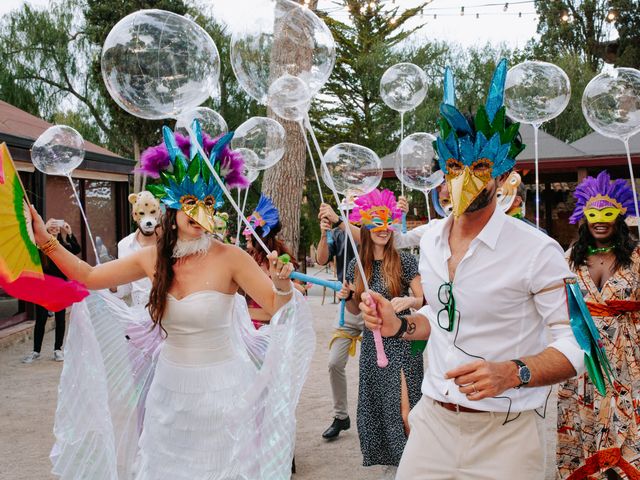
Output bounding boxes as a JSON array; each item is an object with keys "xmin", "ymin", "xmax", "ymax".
[{"xmin": 0, "ymin": 295, "xmax": 558, "ymax": 479}]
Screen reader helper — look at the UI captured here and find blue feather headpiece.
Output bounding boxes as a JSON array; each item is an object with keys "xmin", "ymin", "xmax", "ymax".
[
  {"xmin": 145, "ymin": 120, "xmax": 247, "ymax": 233},
  {"xmin": 433, "ymin": 59, "xmax": 526, "ymax": 217},
  {"xmin": 435, "ymin": 59, "xmax": 525, "ymax": 176},
  {"xmin": 244, "ymin": 194, "xmax": 280, "ymax": 238}
]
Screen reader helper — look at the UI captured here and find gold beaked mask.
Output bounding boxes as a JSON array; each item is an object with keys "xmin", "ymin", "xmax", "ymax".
[
  {"xmin": 180, "ymin": 194, "xmax": 218, "ymax": 234},
  {"xmin": 445, "ymin": 158, "xmax": 493, "ymax": 217}
]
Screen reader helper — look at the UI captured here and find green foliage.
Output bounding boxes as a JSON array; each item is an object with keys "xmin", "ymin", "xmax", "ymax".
[
  {"xmin": 609, "ymin": 0, "xmax": 640, "ymax": 68},
  {"xmin": 50, "ymin": 109, "xmax": 103, "ymax": 145},
  {"xmin": 533, "ymin": 0, "xmax": 610, "ymax": 70}
]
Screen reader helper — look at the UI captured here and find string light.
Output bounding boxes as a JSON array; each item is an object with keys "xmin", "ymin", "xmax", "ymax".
[
  {"xmin": 390, "ymin": 16, "xmax": 397, "ymax": 24},
  {"xmin": 321, "ymin": 1, "xmax": 537, "ymax": 20}
]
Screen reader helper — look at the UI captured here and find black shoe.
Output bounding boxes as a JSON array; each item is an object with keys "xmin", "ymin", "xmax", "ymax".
[{"xmin": 322, "ymin": 416, "xmax": 350, "ymax": 440}]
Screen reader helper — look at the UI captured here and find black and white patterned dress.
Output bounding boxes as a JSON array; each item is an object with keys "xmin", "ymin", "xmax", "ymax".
[{"xmin": 346, "ymin": 250, "xmax": 422, "ymax": 467}]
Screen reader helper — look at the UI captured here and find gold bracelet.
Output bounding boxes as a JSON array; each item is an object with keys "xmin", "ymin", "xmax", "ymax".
[{"xmin": 37, "ymin": 235, "xmax": 60, "ymax": 256}]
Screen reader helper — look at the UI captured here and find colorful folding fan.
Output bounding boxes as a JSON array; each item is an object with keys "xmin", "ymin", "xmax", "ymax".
[{"xmin": 0, "ymin": 143, "xmax": 88, "ymax": 310}]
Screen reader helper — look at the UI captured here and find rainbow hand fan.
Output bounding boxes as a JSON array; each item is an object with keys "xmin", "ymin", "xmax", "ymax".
[
  {"xmin": 0, "ymin": 143, "xmax": 88, "ymax": 310},
  {"xmin": 0, "ymin": 142, "xmax": 42, "ymax": 281}
]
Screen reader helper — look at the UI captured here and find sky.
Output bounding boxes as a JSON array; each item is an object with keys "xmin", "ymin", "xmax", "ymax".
[{"xmin": 0, "ymin": 0, "xmax": 541, "ymax": 48}]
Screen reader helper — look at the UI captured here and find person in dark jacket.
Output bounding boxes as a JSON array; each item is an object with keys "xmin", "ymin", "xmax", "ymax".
[{"xmin": 22, "ymin": 219, "xmax": 81, "ymax": 363}]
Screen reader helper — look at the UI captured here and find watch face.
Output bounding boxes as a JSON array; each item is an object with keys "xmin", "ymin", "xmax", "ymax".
[{"xmin": 519, "ymin": 366, "xmax": 531, "ymax": 384}]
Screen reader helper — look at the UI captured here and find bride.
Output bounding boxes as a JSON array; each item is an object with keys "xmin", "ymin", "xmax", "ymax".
[{"xmin": 29, "ymin": 124, "xmax": 314, "ymax": 479}]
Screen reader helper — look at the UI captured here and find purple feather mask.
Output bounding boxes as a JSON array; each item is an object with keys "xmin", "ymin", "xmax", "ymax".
[
  {"xmin": 570, "ymin": 170, "xmax": 637, "ymax": 224},
  {"xmin": 137, "ymin": 132, "xmax": 248, "ymax": 189}
]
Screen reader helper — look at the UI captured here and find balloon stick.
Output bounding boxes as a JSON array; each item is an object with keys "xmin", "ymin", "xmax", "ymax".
[
  {"xmin": 66, "ymin": 175, "xmax": 100, "ymax": 265},
  {"xmin": 236, "ymin": 188, "xmax": 242, "ymax": 240},
  {"xmin": 236, "ymin": 188, "xmax": 250, "ymax": 246},
  {"xmin": 304, "ymin": 114, "xmax": 388, "ymax": 368},
  {"xmin": 339, "ymin": 203, "xmax": 349, "ymax": 327},
  {"xmin": 400, "ymin": 112, "xmax": 407, "ymax": 233},
  {"xmin": 533, "ymin": 124, "xmax": 541, "ymax": 229},
  {"xmin": 424, "ymin": 190, "xmax": 432, "ymax": 222},
  {"xmin": 299, "ymin": 121, "xmax": 324, "ymax": 204}
]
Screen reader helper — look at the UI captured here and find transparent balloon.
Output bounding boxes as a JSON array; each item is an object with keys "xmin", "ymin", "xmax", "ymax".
[
  {"xmin": 394, "ymin": 133, "xmax": 442, "ymax": 191},
  {"xmin": 231, "ymin": 117, "xmax": 286, "ymax": 171},
  {"xmin": 31, "ymin": 126, "xmax": 85, "ymax": 176},
  {"xmin": 268, "ymin": 74, "xmax": 312, "ymax": 122},
  {"xmin": 321, "ymin": 143, "xmax": 382, "ymax": 196},
  {"xmin": 504, "ymin": 61, "xmax": 571, "ymax": 125},
  {"xmin": 582, "ymin": 68, "xmax": 640, "ymax": 140},
  {"xmin": 176, "ymin": 107, "xmax": 228, "ymax": 139},
  {"xmin": 230, "ymin": 0, "xmax": 335, "ymax": 105},
  {"xmin": 241, "ymin": 162, "xmax": 260, "ymax": 184},
  {"xmin": 380, "ymin": 63, "xmax": 428, "ymax": 113},
  {"xmin": 101, "ymin": 9, "xmax": 220, "ymax": 120}
]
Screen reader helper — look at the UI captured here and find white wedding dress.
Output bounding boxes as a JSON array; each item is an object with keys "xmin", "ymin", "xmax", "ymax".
[{"xmin": 50, "ymin": 289, "xmax": 314, "ymax": 479}]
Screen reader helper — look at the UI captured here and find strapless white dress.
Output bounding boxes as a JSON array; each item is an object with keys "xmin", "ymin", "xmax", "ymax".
[{"xmin": 50, "ymin": 289, "xmax": 314, "ymax": 480}]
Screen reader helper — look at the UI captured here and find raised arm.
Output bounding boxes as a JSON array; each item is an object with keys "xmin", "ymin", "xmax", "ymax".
[
  {"xmin": 316, "ymin": 217, "xmax": 333, "ymax": 266},
  {"xmin": 31, "ymin": 205, "xmax": 150, "ymax": 290},
  {"xmin": 231, "ymin": 247, "xmax": 294, "ymax": 316},
  {"xmin": 319, "ymin": 203, "xmax": 361, "ymax": 244}
]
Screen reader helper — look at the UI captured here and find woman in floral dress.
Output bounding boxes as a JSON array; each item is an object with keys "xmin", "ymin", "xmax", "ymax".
[{"xmin": 557, "ymin": 171, "xmax": 640, "ymax": 480}]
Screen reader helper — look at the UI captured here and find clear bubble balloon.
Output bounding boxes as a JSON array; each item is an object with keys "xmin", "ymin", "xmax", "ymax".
[
  {"xmin": 231, "ymin": 117, "xmax": 286, "ymax": 171},
  {"xmin": 101, "ymin": 9, "xmax": 220, "ymax": 120},
  {"xmin": 582, "ymin": 68, "xmax": 640, "ymax": 141},
  {"xmin": 394, "ymin": 132, "xmax": 441, "ymax": 191},
  {"xmin": 176, "ymin": 107, "xmax": 228, "ymax": 138},
  {"xmin": 321, "ymin": 143, "xmax": 382, "ymax": 196},
  {"xmin": 241, "ymin": 162, "xmax": 260, "ymax": 184},
  {"xmin": 504, "ymin": 61, "xmax": 571, "ymax": 125},
  {"xmin": 230, "ymin": 0, "xmax": 335, "ymax": 105},
  {"xmin": 380, "ymin": 63, "xmax": 428, "ymax": 113},
  {"xmin": 31, "ymin": 126, "xmax": 85, "ymax": 176},
  {"xmin": 268, "ymin": 74, "xmax": 312, "ymax": 122}
]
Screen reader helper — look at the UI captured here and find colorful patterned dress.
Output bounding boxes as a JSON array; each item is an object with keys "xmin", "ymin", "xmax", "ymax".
[{"xmin": 557, "ymin": 247, "xmax": 640, "ymax": 479}]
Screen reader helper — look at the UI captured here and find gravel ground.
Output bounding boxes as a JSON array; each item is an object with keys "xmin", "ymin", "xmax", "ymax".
[{"xmin": 0, "ymin": 294, "xmax": 558, "ymax": 480}]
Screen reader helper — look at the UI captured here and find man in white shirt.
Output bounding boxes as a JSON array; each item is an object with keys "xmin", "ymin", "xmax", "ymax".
[
  {"xmin": 115, "ymin": 191, "xmax": 159, "ymax": 306},
  {"xmin": 359, "ymin": 60, "xmax": 585, "ymax": 479}
]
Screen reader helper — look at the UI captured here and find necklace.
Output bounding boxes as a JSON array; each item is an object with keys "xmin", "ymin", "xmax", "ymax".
[
  {"xmin": 587, "ymin": 245, "xmax": 615, "ymax": 256},
  {"xmin": 587, "ymin": 245, "xmax": 615, "ymax": 265}
]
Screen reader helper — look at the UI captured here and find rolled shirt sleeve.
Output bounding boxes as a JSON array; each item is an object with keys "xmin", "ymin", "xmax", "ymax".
[{"xmin": 529, "ymin": 242, "xmax": 585, "ymax": 376}]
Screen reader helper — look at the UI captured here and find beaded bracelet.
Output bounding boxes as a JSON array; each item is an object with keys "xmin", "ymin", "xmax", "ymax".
[
  {"xmin": 272, "ymin": 283, "xmax": 294, "ymax": 296},
  {"xmin": 37, "ymin": 235, "xmax": 60, "ymax": 256}
]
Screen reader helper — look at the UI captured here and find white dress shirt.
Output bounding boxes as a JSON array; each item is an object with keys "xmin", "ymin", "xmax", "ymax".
[
  {"xmin": 395, "ymin": 220, "xmax": 442, "ymax": 249},
  {"xmin": 416, "ymin": 207, "xmax": 585, "ymax": 412},
  {"xmin": 115, "ymin": 232, "xmax": 152, "ymax": 307}
]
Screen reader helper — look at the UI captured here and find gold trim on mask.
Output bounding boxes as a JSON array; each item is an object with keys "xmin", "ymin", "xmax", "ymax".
[{"xmin": 445, "ymin": 158, "xmax": 494, "ymax": 217}]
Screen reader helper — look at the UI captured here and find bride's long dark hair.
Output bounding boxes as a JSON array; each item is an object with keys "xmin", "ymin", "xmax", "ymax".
[{"xmin": 147, "ymin": 209, "xmax": 179, "ymax": 336}]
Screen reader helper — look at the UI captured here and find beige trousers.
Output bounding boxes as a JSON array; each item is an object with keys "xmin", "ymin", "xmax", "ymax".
[{"xmin": 396, "ymin": 396, "xmax": 545, "ymax": 480}]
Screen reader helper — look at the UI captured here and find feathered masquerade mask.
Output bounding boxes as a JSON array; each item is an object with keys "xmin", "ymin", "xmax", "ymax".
[
  {"xmin": 349, "ymin": 189, "xmax": 402, "ymax": 232},
  {"xmin": 434, "ymin": 59, "xmax": 526, "ymax": 217},
  {"xmin": 570, "ymin": 170, "xmax": 637, "ymax": 224},
  {"xmin": 142, "ymin": 121, "xmax": 248, "ymax": 234},
  {"xmin": 244, "ymin": 194, "xmax": 280, "ymax": 238}
]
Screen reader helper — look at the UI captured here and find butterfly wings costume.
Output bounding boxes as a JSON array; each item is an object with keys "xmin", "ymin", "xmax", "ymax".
[{"xmin": 50, "ymin": 123, "xmax": 315, "ymax": 480}]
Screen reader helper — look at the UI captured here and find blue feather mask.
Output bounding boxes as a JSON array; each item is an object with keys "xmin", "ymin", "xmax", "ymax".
[{"xmin": 434, "ymin": 59, "xmax": 526, "ymax": 217}]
